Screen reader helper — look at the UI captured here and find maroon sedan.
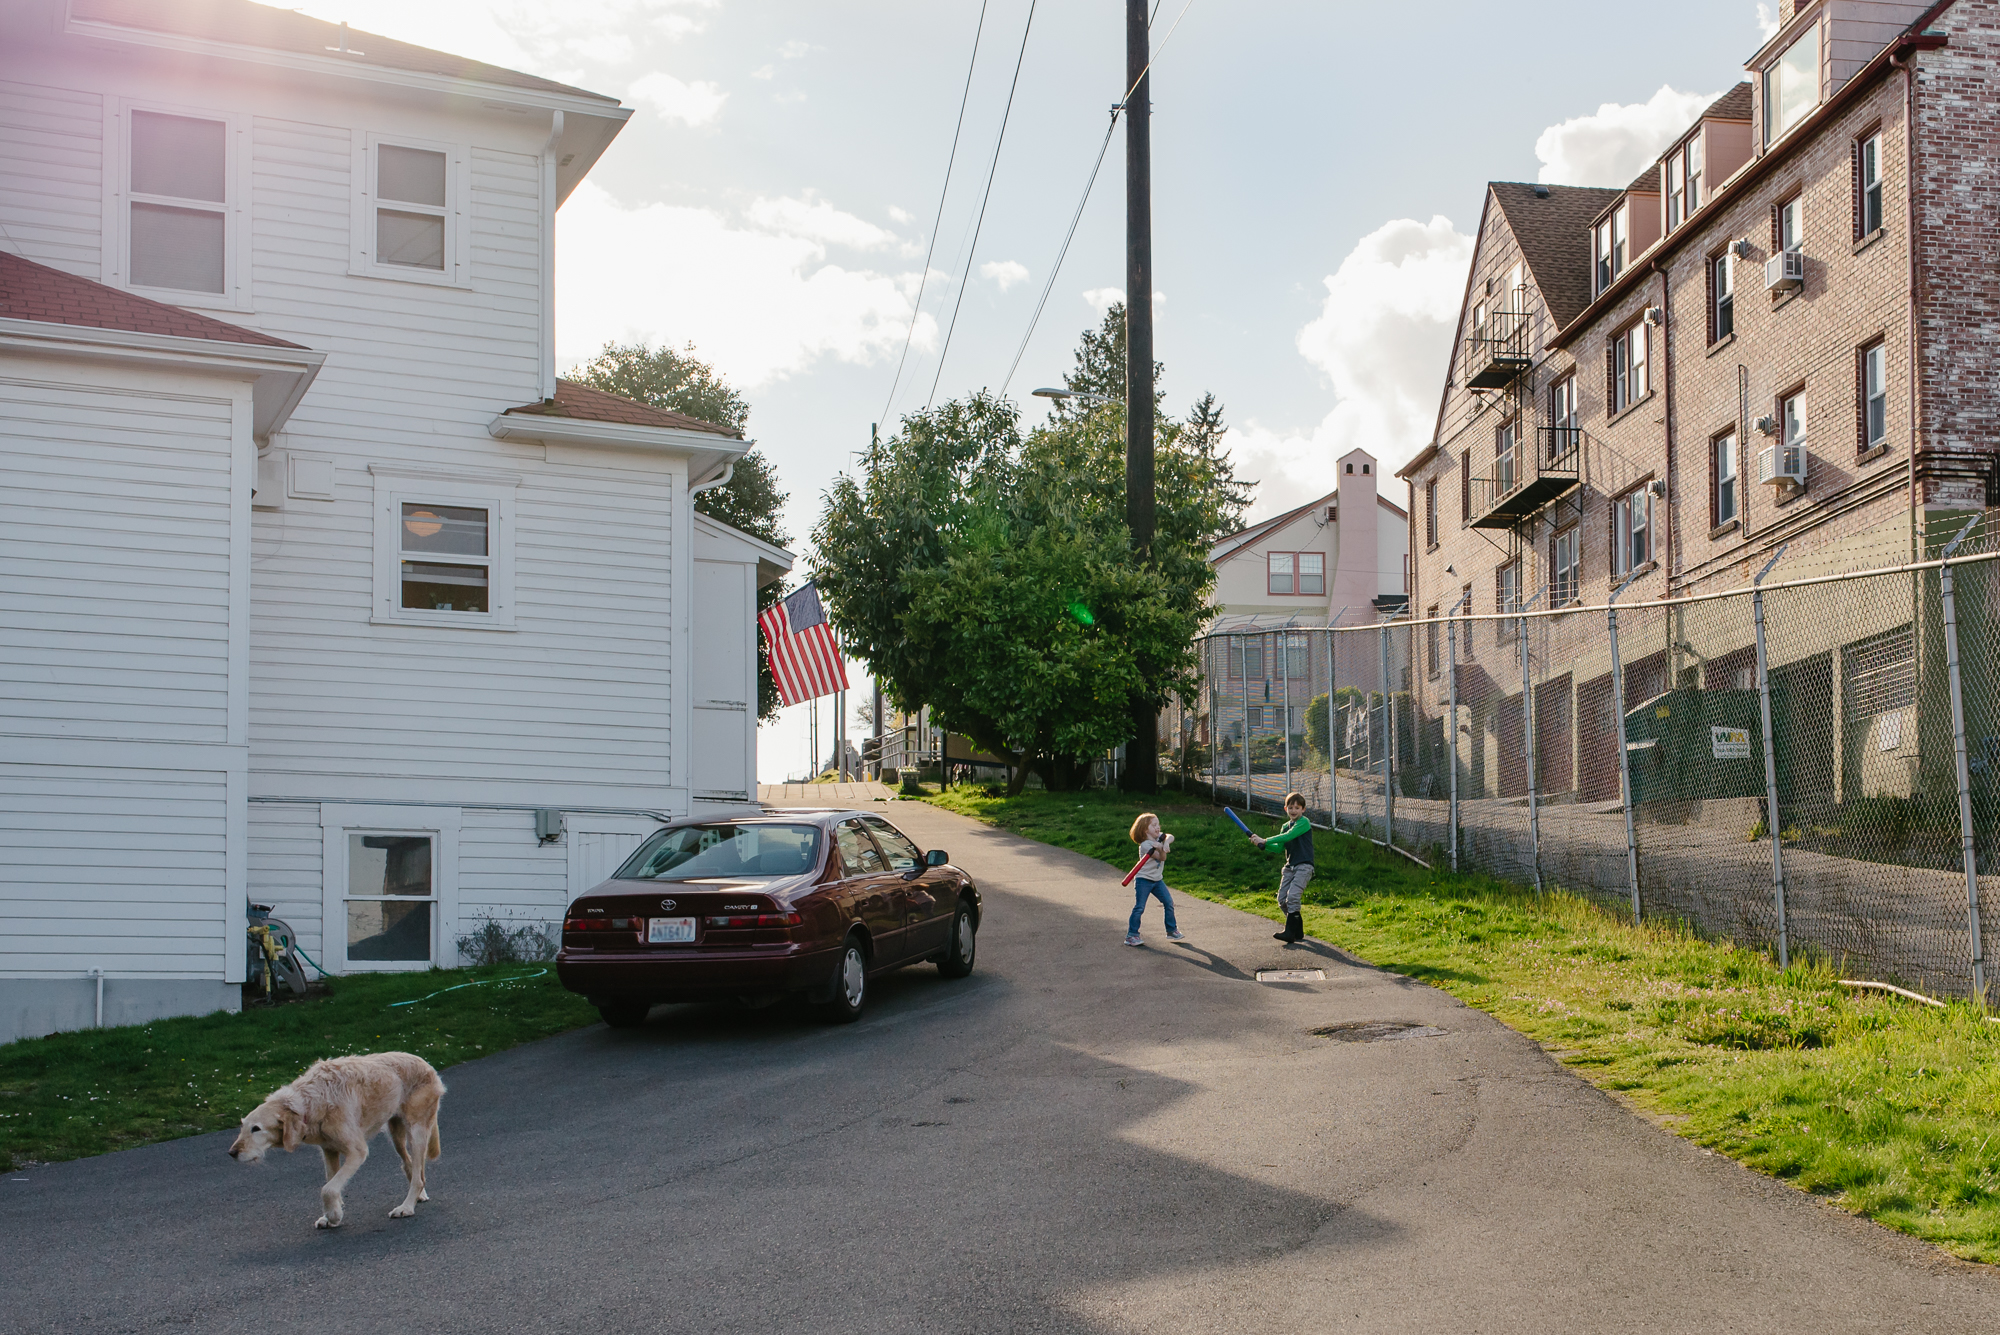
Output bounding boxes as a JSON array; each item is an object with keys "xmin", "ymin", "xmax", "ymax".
[{"xmin": 557, "ymin": 809, "xmax": 979, "ymax": 1027}]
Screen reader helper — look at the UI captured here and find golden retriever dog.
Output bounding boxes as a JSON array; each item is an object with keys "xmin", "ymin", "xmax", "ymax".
[{"xmin": 229, "ymin": 1051, "xmax": 446, "ymax": 1229}]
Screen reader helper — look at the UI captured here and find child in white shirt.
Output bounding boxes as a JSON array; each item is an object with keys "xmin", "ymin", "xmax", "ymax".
[{"xmin": 1125, "ymin": 812, "xmax": 1186, "ymax": 946}]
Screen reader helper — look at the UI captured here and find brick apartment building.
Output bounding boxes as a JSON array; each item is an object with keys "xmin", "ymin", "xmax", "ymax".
[{"xmin": 1396, "ymin": 0, "xmax": 1998, "ymax": 808}]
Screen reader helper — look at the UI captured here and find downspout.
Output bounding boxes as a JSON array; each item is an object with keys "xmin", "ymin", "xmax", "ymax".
[
  {"xmin": 1893, "ymin": 48, "xmax": 1920, "ymax": 557},
  {"xmin": 689, "ymin": 460, "xmax": 735, "ymax": 498},
  {"xmin": 1653, "ymin": 261, "xmax": 1676, "ymax": 590},
  {"xmin": 541, "ymin": 111, "xmax": 564, "ymax": 403}
]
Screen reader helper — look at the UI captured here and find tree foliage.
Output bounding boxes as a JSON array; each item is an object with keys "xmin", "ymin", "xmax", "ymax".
[
  {"xmin": 811, "ymin": 314, "xmax": 1253, "ymax": 792},
  {"xmin": 572, "ymin": 340, "xmax": 790, "ymax": 720}
]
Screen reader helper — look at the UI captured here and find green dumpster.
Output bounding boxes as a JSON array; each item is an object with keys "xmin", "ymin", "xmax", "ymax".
[{"xmin": 1623, "ymin": 687, "xmax": 1765, "ymax": 806}]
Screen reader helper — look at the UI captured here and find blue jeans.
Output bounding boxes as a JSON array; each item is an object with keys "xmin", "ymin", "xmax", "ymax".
[{"xmin": 1129, "ymin": 878, "xmax": 1177, "ymax": 935}]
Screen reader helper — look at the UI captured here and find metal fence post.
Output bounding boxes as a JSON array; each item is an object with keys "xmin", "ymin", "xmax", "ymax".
[
  {"xmin": 1446, "ymin": 589, "xmax": 1468, "ymax": 871},
  {"xmin": 1239, "ymin": 632, "xmax": 1250, "ymax": 814},
  {"xmin": 1324, "ymin": 630, "xmax": 1339, "ymax": 830},
  {"xmin": 1751, "ymin": 545, "xmax": 1790, "ymax": 969},
  {"xmin": 1379, "ymin": 622, "xmax": 1396, "ymax": 851},
  {"xmin": 1608, "ymin": 572, "xmax": 1643, "ymax": 924},
  {"xmin": 1519, "ymin": 588, "xmax": 1546, "ymax": 895},
  {"xmin": 1940, "ymin": 515, "xmax": 1988, "ymax": 1006},
  {"xmin": 1281, "ymin": 624, "xmax": 1292, "ymax": 802}
]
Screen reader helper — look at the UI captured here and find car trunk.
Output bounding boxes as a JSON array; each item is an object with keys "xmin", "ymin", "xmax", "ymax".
[{"xmin": 563, "ymin": 884, "xmax": 800, "ymax": 950}]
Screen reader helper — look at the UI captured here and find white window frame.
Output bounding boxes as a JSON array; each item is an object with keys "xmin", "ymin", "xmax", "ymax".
[
  {"xmin": 1613, "ymin": 323, "xmax": 1649, "ymax": 414},
  {"xmin": 1296, "ymin": 551, "xmax": 1326, "ymax": 597},
  {"xmin": 350, "ymin": 132, "xmax": 473, "ymax": 288},
  {"xmin": 1779, "ymin": 196, "xmax": 1803, "ymax": 254},
  {"xmin": 1862, "ymin": 343, "xmax": 1888, "ymax": 450},
  {"xmin": 319, "ymin": 803, "xmax": 462, "ymax": 973},
  {"xmin": 104, "ymin": 98, "xmax": 252, "ymax": 311},
  {"xmin": 1552, "ymin": 526, "xmax": 1579, "ymax": 605},
  {"xmin": 1686, "ymin": 135, "xmax": 1705, "ymax": 213},
  {"xmin": 1860, "ymin": 133, "xmax": 1884, "ymax": 236},
  {"xmin": 369, "ymin": 464, "xmax": 520, "ymax": 630},
  {"xmin": 1666, "ymin": 152, "xmax": 1687, "ymax": 231},
  {"xmin": 1614, "ymin": 487, "xmax": 1654, "ymax": 576},
  {"xmin": 1712, "ymin": 250, "xmax": 1735, "ymax": 340},
  {"xmin": 1715, "ymin": 432, "xmax": 1739, "ymax": 524}
]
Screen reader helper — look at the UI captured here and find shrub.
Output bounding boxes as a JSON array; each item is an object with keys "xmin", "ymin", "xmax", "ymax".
[{"xmin": 455, "ymin": 919, "xmax": 557, "ymax": 966}]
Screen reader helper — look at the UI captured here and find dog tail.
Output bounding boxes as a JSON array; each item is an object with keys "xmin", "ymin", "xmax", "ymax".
[{"xmin": 428, "ymin": 1120, "xmax": 441, "ymax": 1161}]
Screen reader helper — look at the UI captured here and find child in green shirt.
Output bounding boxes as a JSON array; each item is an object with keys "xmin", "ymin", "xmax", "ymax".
[{"xmin": 1251, "ymin": 791, "xmax": 1314, "ymax": 943}]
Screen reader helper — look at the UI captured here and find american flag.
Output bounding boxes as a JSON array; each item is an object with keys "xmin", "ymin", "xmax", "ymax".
[{"xmin": 759, "ymin": 581, "xmax": 849, "ymax": 707}]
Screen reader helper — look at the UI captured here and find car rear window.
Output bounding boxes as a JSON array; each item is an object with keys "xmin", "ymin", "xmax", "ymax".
[{"xmin": 613, "ymin": 824, "xmax": 821, "ymax": 881}]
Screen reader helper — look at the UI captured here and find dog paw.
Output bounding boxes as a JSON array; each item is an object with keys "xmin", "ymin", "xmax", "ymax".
[
  {"xmin": 417, "ymin": 1190, "xmax": 430, "ymax": 1203},
  {"xmin": 314, "ymin": 1215, "xmax": 341, "ymax": 1229},
  {"xmin": 388, "ymin": 1204, "xmax": 415, "ymax": 1219}
]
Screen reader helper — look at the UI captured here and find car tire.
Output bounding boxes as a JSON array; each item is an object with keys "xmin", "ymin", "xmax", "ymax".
[
  {"xmin": 937, "ymin": 903, "xmax": 976, "ymax": 979},
  {"xmin": 597, "ymin": 998, "xmax": 651, "ymax": 1029},
  {"xmin": 822, "ymin": 936, "xmax": 869, "ymax": 1024}
]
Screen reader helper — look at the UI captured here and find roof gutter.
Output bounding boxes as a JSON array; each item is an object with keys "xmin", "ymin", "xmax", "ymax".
[{"xmin": 1552, "ymin": 16, "xmax": 1952, "ymax": 348}]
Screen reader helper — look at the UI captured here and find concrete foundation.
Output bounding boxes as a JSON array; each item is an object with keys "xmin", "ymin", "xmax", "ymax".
[{"xmin": 0, "ymin": 978, "xmax": 238, "ymax": 1046}]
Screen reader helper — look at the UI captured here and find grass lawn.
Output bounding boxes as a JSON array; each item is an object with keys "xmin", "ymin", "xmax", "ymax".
[
  {"xmin": 0, "ymin": 965, "xmax": 594, "ymax": 1172},
  {"xmin": 929, "ymin": 785, "xmax": 2000, "ymax": 1264}
]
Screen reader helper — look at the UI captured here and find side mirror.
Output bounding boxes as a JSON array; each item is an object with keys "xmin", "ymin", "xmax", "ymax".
[{"xmin": 925, "ymin": 849, "xmax": 949, "ymax": 867}]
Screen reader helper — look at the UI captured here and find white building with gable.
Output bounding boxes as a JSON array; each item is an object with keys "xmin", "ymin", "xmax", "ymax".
[{"xmin": 0, "ymin": 0, "xmax": 788, "ymax": 1041}]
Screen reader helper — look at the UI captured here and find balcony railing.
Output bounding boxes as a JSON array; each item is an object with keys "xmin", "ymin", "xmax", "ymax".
[
  {"xmin": 1463, "ymin": 308, "xmax": 1533, "ymax": 389},
  {"xmin": 1467, "ymin": 425, "xmax": 1583, "ymax": 530}
]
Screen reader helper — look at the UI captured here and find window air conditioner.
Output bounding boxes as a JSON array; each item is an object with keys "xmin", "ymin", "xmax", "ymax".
[
  {"xmin": 1757, "ymin": 441, "xmax": 1808, "ymax": 486},
  {"xmin": 1764, "ymin": 250, "xmax": 1804, "ymax": 292}
]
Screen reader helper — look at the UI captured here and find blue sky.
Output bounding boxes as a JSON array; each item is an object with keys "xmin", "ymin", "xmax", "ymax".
[{"xmin": 287, "ymin": 0, "xmax": 1781, "ymax": 779}]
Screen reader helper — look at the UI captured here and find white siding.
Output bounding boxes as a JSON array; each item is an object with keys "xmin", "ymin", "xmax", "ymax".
[
  {"xmin": 457, "ymin": 806, "xmax": 569, "ymax": 930},
  {"xmin": 0, "ymin": 374, "xmax": 234, "ymax": 743},
  {"xmin": 0, "ymin": 763, "xmax": 228, "ymax": 977},
  {"xmin": 0, "ymin": 79, "xmax": 102, "ymax": 278},
  {"xmin": 246, "ymin": 801, "xmax": 326, "ymax": 960}
]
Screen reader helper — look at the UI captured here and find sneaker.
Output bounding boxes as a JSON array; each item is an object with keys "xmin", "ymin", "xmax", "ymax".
[
  {"xmin": 1166, "ymin": 930, "xmax": 1188, "ymax": 941},
  {"xmin": 1124, "ymin": 933, "xmax": 1144, "ymax": 946}
]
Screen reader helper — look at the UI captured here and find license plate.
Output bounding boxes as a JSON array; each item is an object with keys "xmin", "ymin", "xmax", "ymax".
[{"xmin": 647, "ymin": 917, "xmax": 695, "ymax": 944}]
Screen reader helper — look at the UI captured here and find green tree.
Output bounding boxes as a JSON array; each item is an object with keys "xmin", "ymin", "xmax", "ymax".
[
  {"xmin": 811, "ymin": 315, "xmax": 1252, "ymax": 791},
  {"xmin": 573, "ymin": 340, "xmax": 791, "ymax": 720}
]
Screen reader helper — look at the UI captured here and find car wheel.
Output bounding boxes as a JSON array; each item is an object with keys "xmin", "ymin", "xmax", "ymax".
[
  {"xmin": 823, "ymin": 936, "xmax": 869, "ymax": 1023},
  {"xmin": 597, "ymin": 998, "xmax": 651, "ymax": 1029},
  {"xmin": 937, "ymin": 903, "xmax": 976, "ymax": 979}
]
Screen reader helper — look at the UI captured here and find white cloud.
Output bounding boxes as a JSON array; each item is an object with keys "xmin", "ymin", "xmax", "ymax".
[
  {"xmin": 1232, "ymin": 215, "xmax": 1473, "ymax": 522},
  {"xmin": 980, "ymin": 260, "xmax": 1029, "ymax": 291},
  {"xmin": 745, "ymin": 195, "xmax": 907, "ymax": 252},
  {"xmin": 1083, "ymin": 286, "xmax": 1124, "ymax": 314},
  {"xmin": 1756, "ymin": 3, "xmax": 1780, "ymax": 39},
  {"xmin": 1534, "ymin": 86, "xmax": 1717, "ymax": 187},
  {"xmin": 752, "ymin": 64, "xmax": 775, "ymax": 80},
  {"xmin": 886, "ymin": 205, "xmax": 914, "ymax": 225},
  {"xmin": 629, "ymin": 71, "xmax": 727, "ymax": 126},
  {"xmin": 780, "ymin": 40, "xmax": 811, "ymax": 59},
  {"xmin": 556, "ymin": 182, "xmax": 932, "ymax": 389},
  {"xmin": 285, "ymin": 1, "xmax": 716, "ymax": 75}
]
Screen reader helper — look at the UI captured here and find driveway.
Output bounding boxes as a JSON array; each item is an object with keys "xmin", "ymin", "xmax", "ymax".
[{"xmin": 4, "ymin": 800, "xmax": 1996, "ymax": 1333}]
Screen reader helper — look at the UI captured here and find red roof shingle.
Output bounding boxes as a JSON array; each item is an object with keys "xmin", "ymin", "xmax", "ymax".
[
  {"xmin": 505, "ymin": 379, "xmax": 743, "ymax": 438},
  {"xmin": 0, "ymin": 251, "xmax": 305, "ymax": 349},
  {"xmin": 72, "ymin": 0, "xmax": 615, "ymax": 103}
]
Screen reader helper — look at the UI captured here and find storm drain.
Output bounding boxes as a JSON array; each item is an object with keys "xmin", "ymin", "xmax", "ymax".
[
  {"xmin": 1255, "ymin": 968, "xmax": 1326, "ymax": 983},
  {"xmin": 1311, "ymin": 1020, "xmax": 1447, "ymax": 1043}
]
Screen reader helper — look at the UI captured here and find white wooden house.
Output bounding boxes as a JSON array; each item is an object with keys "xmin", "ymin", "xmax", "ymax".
[{"xmin": 0, "ymin": 0, "xmax": 789, "ymax": 1042}]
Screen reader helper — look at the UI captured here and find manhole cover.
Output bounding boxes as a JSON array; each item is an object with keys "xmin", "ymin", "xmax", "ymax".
[
  {"xmin": 1256, "ymin": 968, "xmax": 1327, "ymax": 983},
  {"xmin": 1311, "ymin": 1020, "xmax": 1447, "ymax": 1043}
]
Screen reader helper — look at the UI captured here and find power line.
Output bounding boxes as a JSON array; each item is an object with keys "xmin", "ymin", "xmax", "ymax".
[
  {"xmin": 925, "ymin": 0, "xmax": 1038, "ymax": 410},
  {"xmin": 878, "ymin": 0, "xmax": 991, "ymax": 429},
  {"xmin": 1000, "ymin": 111, "xmax": 1118, "ymax": 398}
]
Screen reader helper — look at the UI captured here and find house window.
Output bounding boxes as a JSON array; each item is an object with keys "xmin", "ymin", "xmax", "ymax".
[
  {"xmin": 1611, "ymin": 323, "xmax": 1648, "ymax": 414},
  {"xmin": 1243, "ymin": 637, "xmax": 1265, "ymax": 679},
  {"xmin": 1426, "ymin": 607, "xmax": 1441, "ymax": 678},
  {"xmin": 376, "ymin": 145, "xmax": 448, "ymax": 270},
  {"xmin": 127, "ymin": 109, "xmax": 228, "ymax": 295},
  {"xmin": 1246, "ymin": 706, "xmax": 1264, "ymax": 731},
  {"xmin": 1764, "ymin": 23, "xmax": 1821, "ymax": 146},
  {"xmin": 1593, "ymin": 204, "xmax": 1630, "ymax": 296},
  {"xmin": 1686, "ymin": 134, "xmax": 1705, "ymax": 212},
  {"xmin": 1425, "ymin": 479, "xmax": 1438, "ymax": 548},
  {"xmin": 354, "ymin": 136, "xmax": 465, "ymax": 284},
  {"xmin": 1777, "ymin": 195, "xmax": 1803, "ymax": 254},
  {"xmin": 1495, "ymin": 419, "xmax": 1519, "ymax": 495},
  {"xmin": 401, "ymin": 504, "xmax": 489, "ymax": 612},
  {"xmin": 1267, "ymin": 551, "xmax": 1294, "ymax": 596},
  {"xmin": 1860, "ymin": 342, "xmax": 1887, "ymax": 451},
  {"xmin": 1666, "ymin": 152, "xmax": 1687, "ymax": 231},
  {"xmin": 346, "ymin": 833, "xmax": 434, "ymax": 964},
  {"xmin": 1613, "ymin": 486, "xmax": 1653, "ymax": 576},
  {"xmin": 370, "ymin": 467, "xmax": 518, "ymax": 628},
  {"xmin": 1496, "ymin": 560, "xmax": 1522, "ymax": 616},
  {"xmin": 1285, "ymin": 633, "xmax": 1309, "ymax": 678},
  {"xmin": 1783, "ymin": 389, "xmax": 1807, "ymax": 457},
  {"xmin": 1297, "ymin": 552, "xmax": 1325, "ymax": 597},
  {"xmin": 1709, "ymin": 249, "xmax": 1734, "ymax": 341},
  {"xmin": 1859, "ymin": 132, "xmax": 1883, "ymax": 237},
  {"xmin": 1460, "ymin": 450, "xmax": 1471, "ymax": 523},
  {"xmin": 1459, "ymin": 584, "xmax": 1474, "ymax": 660},
  {"xmin": 1592, "ymin": 219, "xmax": 1613, "ymax": 296},
  {"xmin": 1713, "ymin": 431, "xmax": 1738, "ymax": 525},
  {"xmin": 1551, "ymin": 526, "xmax": 1579, "ymax": 605}
]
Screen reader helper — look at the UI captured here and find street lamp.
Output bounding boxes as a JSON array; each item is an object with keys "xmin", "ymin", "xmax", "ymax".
[{"xmin": 1031, "ymin": 387, "xmax": 1112, "ymax": 407}]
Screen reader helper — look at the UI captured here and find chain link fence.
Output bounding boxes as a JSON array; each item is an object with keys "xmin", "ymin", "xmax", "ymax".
[{"xmin": 1162, "ymin": 514, "xmax": 2000, "ymax": 1003}]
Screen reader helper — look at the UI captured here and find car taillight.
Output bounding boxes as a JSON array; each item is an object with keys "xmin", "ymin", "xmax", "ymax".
[
  {"xmin": 704, "ymin": 912, "xmax": 802, "ymax": 928},
  {"xmin": 564, "ymin": 917, "xmax": 642, "ymax": 931}
]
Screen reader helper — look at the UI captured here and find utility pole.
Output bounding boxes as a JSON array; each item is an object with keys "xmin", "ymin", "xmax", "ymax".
[{"xmin": 1122, "ymin": 0, "xmax": 1158, "ymax": 792}]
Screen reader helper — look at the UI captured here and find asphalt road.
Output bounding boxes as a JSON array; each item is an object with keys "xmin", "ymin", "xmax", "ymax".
[{"xmin": 6, "ymin": 801, "xmax": 1999, "ymax": 1334}]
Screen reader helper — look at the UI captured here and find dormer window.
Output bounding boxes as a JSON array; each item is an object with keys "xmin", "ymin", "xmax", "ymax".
[
  {"xmin": 1666, "ymin": 154, "xmax": 1686, "ymax": 231},
  {"xmin": 1764, "ymin": 24, "xmax": 1821, "ymax": 146},
  {"xmin": 1592, "ymin": 203, "xmax": 1629, "ymax": 296}
]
